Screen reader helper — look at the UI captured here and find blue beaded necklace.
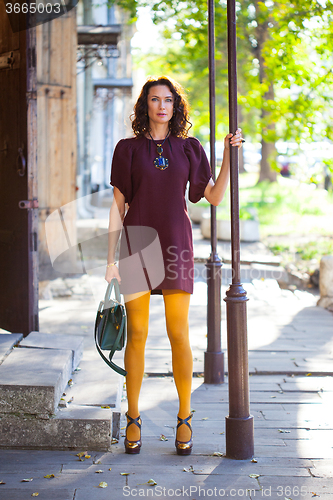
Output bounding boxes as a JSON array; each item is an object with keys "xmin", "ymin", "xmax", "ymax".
[{"xmin": 148, "ymin": 130, "xmax": 170, "ymax": 170}]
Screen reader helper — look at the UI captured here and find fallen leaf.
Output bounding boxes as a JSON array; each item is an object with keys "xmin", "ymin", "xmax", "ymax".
[
  {"xmin": 278, "ymin": 429, "xmax": 291, "ymax": 433},
  {"xmin": 95, "ymin": 470, "xmax": 103, "ymax": 473},
  {"xmin": 101, "ymin": 406, "xmax": 111, "ymax": 409},
  {"xmin": 31, "ymin": 494, "xmax": 39, "ymax": 497},
  {"xmin": 120, "ymin": 426, "xmax": 126, "ymax": 430},
  {"xmin": 108, "ymin": 468, "xmax": 112, "ymax": 471},
  {"xmin": 306, "ymin": 373, "xmax": 312, "ymax": 377},
  {"xmin": 219, "ymin": 432, "xmax": 225, "ymax": 435},
  {"xmin": 68, "ymin": 379, "xmax": 73, "ymax": 386},
  {"xmin": 98, "ymin": 482, "xmax": 108, "ymax": 488},
  {"xmin": 44, "ymin": 474, "xmax": 55, "ymax": 479},
  {"xmin": 21, "ymin": 478, "xmax": 33, "ymax": 482},
  {"xmin": 213, "ymin": 452, "xmax": 223, "ymax": 457},
  {"xmin": 111, "ymin": 438, "xmax": 119, "ymax": 444},
  {"xmin": 201, "ymin": 417, "xmax": 208, "ymax": 420},
  {"xmin": 76, "ymin": 451, "xmax": 88, "ymax": 458},
  {"xmin": 147, "ymin": 479, "xmax": 157, "ymax": 486},
  {"xmin": 85, "ymin": 455, "xmax": 91, "ymax": 459},
  {"xmin": 0, "ymin": 480, "xmax": 6, "ymax": 485},
  {"xmin": 311, "ymin": 494, "xmax": 320, "ymax": 497},
  {"xmin": 251, "ymin": 458, "xmax": 258, "ymax": 463},
  {"xmin": 249, "ymin": 474, "xmax": 260, "ymax": 479},
  {"xmin": 159, "ymin": 434, "xmax": 168, "ymax": 441},
  {"xmin": 120, "ymin": 472, "xmax": 130, "ymax": 476}
]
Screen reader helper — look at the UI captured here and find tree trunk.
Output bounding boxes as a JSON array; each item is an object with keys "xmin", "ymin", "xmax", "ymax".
[
  {"xmin": 255, "ymin": 2, "xmax": 277, "ymax": 183},
  {"xmin": 259, "ymin": 138, "xmax": 277, "ymax": 182},
  {"xmin": 258, "ymin": 83, "xmax": 277, "ymax": 183}
]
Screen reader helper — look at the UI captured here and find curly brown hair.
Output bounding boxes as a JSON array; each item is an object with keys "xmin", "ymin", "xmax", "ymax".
[{"xmin": 131, "ymin": 76, "xmax": 192, "ymax": 138}]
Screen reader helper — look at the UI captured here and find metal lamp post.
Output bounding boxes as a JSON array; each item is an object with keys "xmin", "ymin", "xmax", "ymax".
[
  {"xmin": 224, "ymin": 0, "xmax": 254, "ymax": 459},
  {"xmin": 204, "ymin": 0, "xmax": 224, "ymax": 385}
]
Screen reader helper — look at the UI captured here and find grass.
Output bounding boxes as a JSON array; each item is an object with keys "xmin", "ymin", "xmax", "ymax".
[{"xmin": 192, "ymin": 172, "xmax": 333, "ymax": 272}]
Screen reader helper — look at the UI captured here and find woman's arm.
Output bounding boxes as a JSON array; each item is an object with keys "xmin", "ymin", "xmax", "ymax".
[
  {"xmin": 105, "ymin": 187, "xmax": 125, "ymax": 283},
  {"xmin": 204, "ymin": 128, "xmax": 243, "ymax": 206}
]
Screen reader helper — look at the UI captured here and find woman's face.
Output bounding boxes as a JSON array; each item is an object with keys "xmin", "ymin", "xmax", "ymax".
[{"xmin": 147, "ymin": 85, "xmax": 174, "ymax": 127}]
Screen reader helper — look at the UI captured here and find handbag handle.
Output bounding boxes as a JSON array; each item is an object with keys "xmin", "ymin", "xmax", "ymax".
[{"xmin": 104, "ymin": 278, "xmax": 121, "ymax": 307}]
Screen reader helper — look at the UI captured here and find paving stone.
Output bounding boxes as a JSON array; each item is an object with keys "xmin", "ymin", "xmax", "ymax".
[
  {"xmin": 0, "ymin": 333, "xmax": 23, "ymax": 363},
  {"xmin": 20, "ymin": 331, "xmax": 84, "ymax": 371},
  {"xmin": 64, "ymin": 358, "xmax": 123, "ymax": 408},
  {"xmin": 0, "ymin": 347, "xmax": 73, "ymax": 416},
  {"xmin": 258, "ymin": 476, "xmax": 333, "ymax": 496},
  {"xmin": 0, "ymin": 489, "xmax": 75, "ymax": 500}
]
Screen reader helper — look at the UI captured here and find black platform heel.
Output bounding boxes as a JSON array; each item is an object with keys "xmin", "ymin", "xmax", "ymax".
[
  {"xmin": 124, "ymin": 412, "xmax": 142, "ymax": 454},
  {"xmin": 175, "ymin": 413, "xmax": 193, "ymax": 456}
]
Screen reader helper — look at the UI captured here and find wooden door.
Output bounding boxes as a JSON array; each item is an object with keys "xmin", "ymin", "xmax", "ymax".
[{"xmin": 0, "ymin": 8, "xmax": 39, "ymax": 335}]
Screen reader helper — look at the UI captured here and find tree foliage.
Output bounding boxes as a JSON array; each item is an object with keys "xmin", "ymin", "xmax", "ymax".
[{"xmin": 110, "ymin": 0, "xmax": 333, "ymax": 179}]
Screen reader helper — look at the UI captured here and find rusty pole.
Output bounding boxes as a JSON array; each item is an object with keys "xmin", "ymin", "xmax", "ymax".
[
  {"xmin": 224, "ymin": 0, "xmax": 254, "ymax": 458},
  {"xmin": 204, "ymin": 0, "xmax": 224, "ymax": 384}
]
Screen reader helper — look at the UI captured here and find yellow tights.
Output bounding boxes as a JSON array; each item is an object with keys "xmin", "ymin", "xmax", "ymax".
[{"xmin": 124, "ymin": 289, "xmax": 193, "ymax": 443}]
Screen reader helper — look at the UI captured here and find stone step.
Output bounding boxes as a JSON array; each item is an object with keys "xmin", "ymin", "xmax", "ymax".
[
  {"xmin": 19, "ymin": 331, "xmax": 84, "ymax": 371},
  {"xmin": 0, "ymin": 333, "xmax": 23, "ymax": 364},
  {"xmin": 0, "ymin": 405, "xmax": 114, "ymax": 451},
  {"xmin": 0, "ymin": 347, "xmax": 73, "ymax": 416}
]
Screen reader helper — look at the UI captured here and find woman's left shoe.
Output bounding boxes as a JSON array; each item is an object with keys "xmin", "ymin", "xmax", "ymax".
[
  {"xmin": 124, "ymin": 412, "xmax": 142, "ymax": 454},
  {"xmin": 175, "ymin": 413, "xmax": 193, "ymax": 456}
]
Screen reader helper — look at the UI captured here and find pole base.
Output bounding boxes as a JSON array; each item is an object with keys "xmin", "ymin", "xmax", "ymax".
[
  {"xmin": 204, "ymin": 351, "xmax": 224, "ymax": 384},
  {"xmin": 225, "ymin": 415, "xmax": 254, "ymax": 459}
]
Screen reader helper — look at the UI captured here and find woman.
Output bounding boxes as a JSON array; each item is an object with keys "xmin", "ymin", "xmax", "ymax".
[{"xmin": 105, "ymin": 76, "xmax": 243, "ymax": 455}]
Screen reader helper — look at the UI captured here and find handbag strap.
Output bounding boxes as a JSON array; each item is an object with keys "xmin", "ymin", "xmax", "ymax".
[{"xmin": 94, "ymin": 307, "xmax": 127, "ymax": 377}]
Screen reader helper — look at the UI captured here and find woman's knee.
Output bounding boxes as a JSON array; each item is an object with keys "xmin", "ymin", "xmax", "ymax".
[
  {"xmin": 167, "ymin": 323, "xmax": 190, "ymax": 347},
  {"xmin": 127, "ymin": 321, "xmax": 148, "ymax": 346}
]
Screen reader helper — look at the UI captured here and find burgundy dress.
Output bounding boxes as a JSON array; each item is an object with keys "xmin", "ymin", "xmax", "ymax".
[{"xmin": 110, "ymin": 134, "xmax": 212, "ymax": 295}]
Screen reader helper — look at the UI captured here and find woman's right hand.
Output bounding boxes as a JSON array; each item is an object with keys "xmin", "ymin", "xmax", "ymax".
[{"xmin": 105, "ymin": 264, "xmax": 121, "ymax": 284}]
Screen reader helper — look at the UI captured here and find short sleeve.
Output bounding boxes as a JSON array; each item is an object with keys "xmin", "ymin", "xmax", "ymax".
[
  {"xmin": 185, "ymin": 137, "xmax": 212, "ymax": 203},
  {"xmin": 110, "ymin": 139, "xmax": 133, "ymax": 204}
]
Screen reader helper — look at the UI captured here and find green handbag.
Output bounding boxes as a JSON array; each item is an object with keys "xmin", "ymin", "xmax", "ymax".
[{"xmin": 94, "ymin": 278, "xmax": 127, "ymax": 376}]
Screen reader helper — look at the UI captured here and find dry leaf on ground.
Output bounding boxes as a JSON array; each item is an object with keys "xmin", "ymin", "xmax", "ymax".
[
  {"xmin": 43, "ymin": 474, "xmax": 55, "ymax": 479},
  {"xmin": 249, "ymin": 474, "xmax": 260, "ymax": 479},
  {"xmin": 98, "ymin": 482, "xmax": 108, "ymax": 488},
  {"xmin": 147, "ymin": 479, "xmax": 157, "ymax": 486},
  {"xmin": 31, "ymin": 494, "xmax": 39, "ymax": 497},
  {"xmin": 21, "ymin": 478, "xmax": 33, "ymax": 482}
]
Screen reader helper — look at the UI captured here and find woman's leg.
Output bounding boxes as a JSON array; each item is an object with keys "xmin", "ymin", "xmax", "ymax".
[
  {"xmin": 162, "ymin": 289, "xmax": 193, "ymax": 442},
  {"xmin": 124, "ymin": 291, "xmax": 151, "ymax": 441}
]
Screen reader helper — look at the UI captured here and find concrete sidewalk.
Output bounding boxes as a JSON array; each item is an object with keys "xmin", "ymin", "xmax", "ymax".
[{"xmin": 1, "ymin": 266, "xmax": 333, "ymax": 499}]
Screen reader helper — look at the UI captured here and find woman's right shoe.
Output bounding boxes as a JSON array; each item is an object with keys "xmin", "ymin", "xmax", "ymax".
[
  {"xmin": 124, "ymin": 412, "xmax": 142, "ymax": 454},
  {"xmin": 175, "ymin": 413, "xmax": 193, "ymax": 456}
]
